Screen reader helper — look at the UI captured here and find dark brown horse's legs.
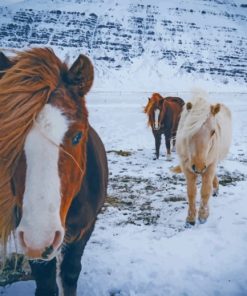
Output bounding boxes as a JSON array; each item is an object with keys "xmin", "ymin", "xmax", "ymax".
[
  {"xmin": 172, "ymin": 137, "xmax": 176, "ymax": 152},
  {"xmin": 60, "ymin": 225, "xmax": 95, "ymax": 296},
  {"xmin": 29, "ymin": 258, "xmax": 58, "ymax": 296},
  {"xmin": 165, "ymin": 132, "xmax": 171, "ymax": 156},
  {"xmin": 154, "ymin": 133, "xmax": 161, "ymax": 159},
  {"xmin": 29, "ymin": 225, "xmax": 95, "ymax": 296}
]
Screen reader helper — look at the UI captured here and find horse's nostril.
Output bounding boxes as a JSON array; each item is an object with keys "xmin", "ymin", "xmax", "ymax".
[
  {"xmin": 18, "ymin": 231, "xmax": 26, "ymax": 248},
  {"xmin": 41, "ymin": 231, "xmax": 63, "ymax": 259},
  {"xmin": 192, "ymin": 164, "xmax": 196, "ymax": 172}
]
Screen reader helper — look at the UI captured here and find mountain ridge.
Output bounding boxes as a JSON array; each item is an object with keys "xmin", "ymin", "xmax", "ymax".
[{"xmin": 0, "ymin": 0, "xmax": 246, "ymax": 92}]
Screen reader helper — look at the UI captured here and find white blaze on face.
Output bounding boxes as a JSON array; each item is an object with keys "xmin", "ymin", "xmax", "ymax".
[
  {"xmin": 17, "ymin": 104, "xmax": 69, "ymax": 251},
  {"xmin": 154, "ymin": 109, "xmax": 160, "ymax": 130}
]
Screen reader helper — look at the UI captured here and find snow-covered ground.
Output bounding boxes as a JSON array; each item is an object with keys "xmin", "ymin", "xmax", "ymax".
[
  {"xmin": 0, "ymin": 91, "xmax": 247, "ymax": 296},
  {"xmin": 0, "ymin": 0, "xmax": 247, "ymax": 294}
]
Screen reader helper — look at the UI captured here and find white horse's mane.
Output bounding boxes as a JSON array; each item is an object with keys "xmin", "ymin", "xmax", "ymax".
[{"xmin": 177, "ymin": 95, "xmax": 211, "ymax": 138}]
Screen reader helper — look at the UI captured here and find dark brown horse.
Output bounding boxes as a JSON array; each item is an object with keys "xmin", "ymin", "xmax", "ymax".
[
  {"xmin": 144, "ymin": 93, "xmax": 184, "ymax": 160},
  {"xmin": 0, "ymin": 48, "xmax": 108, "ymax": 296}
]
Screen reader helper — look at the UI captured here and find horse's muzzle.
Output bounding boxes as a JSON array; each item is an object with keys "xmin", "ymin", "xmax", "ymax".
[
  {"xmin": 153, "ymin": 125, "xmax": 160, "ymax": 131},
  {"xmin": 191, "ymin": 164, "xmax": 207, "ymax": 174},
  {"xmin": 17, "ymin": 230, "xmax": 63, "ymax": 260}
]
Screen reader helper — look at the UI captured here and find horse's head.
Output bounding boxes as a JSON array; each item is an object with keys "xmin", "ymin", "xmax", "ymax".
[
  {"xmin": 144, "ymin": 93, "xmax": 164, "ymax": 130},
  {"xmin": 186, "ymin": 101, "xmax": 221, "ymax": 174},
  {"xmin": 0, "ymin": 49, "xmax": 93, "ymax": 260}
]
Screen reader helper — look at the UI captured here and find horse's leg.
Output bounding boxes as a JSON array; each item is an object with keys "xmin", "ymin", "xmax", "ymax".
[
  {"xmin": 184, "ymin": 169, "xmax": 197, "ymax": 225},
  {"xmin": 212, "ymin": 175, "xmax": 219, "ymax": 196},
  {"xmin": 154, "ymin": 132, "xmax": 161, "ymax": 159},
  {"xmin": 29, "ymin": 258, "xmax": 58, "ymax": 296},
  {"xmin": 171, "ymin": 137, "xmax": 176, "ymax": 152},
  {"xmin": 58, "ymin": 225, "xmax": 95, "ymax": 296},
  {"xmin": 199, "ymin": 164, "xmax": 216, "ymax": 223},
  {"xmin": 165, "ymin": 132, "xmax": 171, "ymax": 159}
]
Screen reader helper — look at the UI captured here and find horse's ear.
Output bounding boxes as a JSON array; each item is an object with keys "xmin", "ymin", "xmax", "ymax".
[
  {"xmin": 67, "ymin": 54, "xmax": 94, "ymax": 96},
  {"xmin": 186, "ymin": 102, "xmax": 192, "ymax": 110},
  {"xmin": 0, "ymin": 52, "xmax": 13, "ymax": 78},
  {"xmin": 211, "ymin": 103, "xmax": 221, "ymax": 115},
  {"xmin": 148, "ymin": 98, "xmax": 150, "ymax": 101}
]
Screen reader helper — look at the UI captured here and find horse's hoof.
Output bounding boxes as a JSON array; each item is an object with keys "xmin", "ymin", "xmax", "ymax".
[
  {"xmin": 166, "ymin": 155, "xmax": 172, "ymax": 161},
  {"xmin": 185, "ymin": 220, "xmax": 195, "ymax": 227},
  {"xmin": 212, "ymin": 188, "xmax": 219, "ymax": 197},
  {"xmin": 198, "ymin": 217, "xmax": 207, "ymax": 224}
]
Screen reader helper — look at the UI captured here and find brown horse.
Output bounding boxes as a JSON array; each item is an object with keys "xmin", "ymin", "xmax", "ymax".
[
  {"xmin": 0, "ymin": 48, "xmax": 108, "ymax": 296},
  {"xmin": 144, "ymin": 92, "xmax": 184, "ymax": 160},
  {"xmin": 173, "ymin": 95, "xmax": 232, "ymax": 225}
]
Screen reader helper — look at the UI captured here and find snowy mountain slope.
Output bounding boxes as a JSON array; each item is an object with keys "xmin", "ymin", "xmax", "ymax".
[{"xmin": 0, "ymin": 0, "xmax": 246, "ymax": 91}]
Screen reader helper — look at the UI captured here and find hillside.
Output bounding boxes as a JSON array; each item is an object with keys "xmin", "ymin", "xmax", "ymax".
[{"xmin": 0, "ymin": 0, "xmax": 246, "ymax": 91}]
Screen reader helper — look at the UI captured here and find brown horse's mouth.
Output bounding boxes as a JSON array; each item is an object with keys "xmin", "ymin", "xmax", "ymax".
[
  {"xmin": 24, "ymin": 245, "xmax": 61, "ymax": 261},
  {"xmin": 41, "ymin": 245, "xmax": 54, "ymax": 259}
]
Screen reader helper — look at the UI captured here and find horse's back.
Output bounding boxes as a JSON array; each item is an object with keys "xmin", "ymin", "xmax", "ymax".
[
  {"xmin": 163, "ymin": 97, "xmax": 184, "ymax": 135},
  {"xmin": 66, "ymin": 126, "xmax": 108, "ymax": 237},
  {"xmin": 217, "ymin": 104, "xmax": 232, "ymax": 161},
  {"xmin": 165, "ymin": 96, "xmax": 185, "ymax": 108}
]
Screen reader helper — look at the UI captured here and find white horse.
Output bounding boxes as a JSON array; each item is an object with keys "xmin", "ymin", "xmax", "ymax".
[{"xmin": 174, "ymin": 95, "xmax": 232, "ymax": 225}]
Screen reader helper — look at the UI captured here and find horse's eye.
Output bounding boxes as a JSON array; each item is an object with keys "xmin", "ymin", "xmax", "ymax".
[
  {"xmin": 211, "ymin": 130, "xmax": 215, "ymax": 137},
  {"xmin": 72, "ymin": 131, "xmax": 83, "ymax": 145}
]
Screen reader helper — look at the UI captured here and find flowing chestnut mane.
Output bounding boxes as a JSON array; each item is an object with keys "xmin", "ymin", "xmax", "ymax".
[{"xmin": 144, "ymin": 92, "xmax": 164, "ymax": 126}]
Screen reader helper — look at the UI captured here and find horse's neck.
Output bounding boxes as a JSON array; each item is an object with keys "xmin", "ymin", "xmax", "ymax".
[{"xmin": 161, "ymin": 102, "xmax": 172, "ymax": 124}]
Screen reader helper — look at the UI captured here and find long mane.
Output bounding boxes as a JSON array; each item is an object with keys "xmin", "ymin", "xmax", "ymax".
[
  {"xmin": 177, "ymin": 95, "xmax": 211, "ymax": 138},
  {"xmin": 144, "ymin": 92, "xmax": 164, "ymax": 126},
  {"xmin": 0, "ymin": 48, "xmax": 67, "ymax": 248}
]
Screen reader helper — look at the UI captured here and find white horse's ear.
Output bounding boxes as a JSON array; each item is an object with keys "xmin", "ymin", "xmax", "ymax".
[
  {"xmin": 67, "ymin": 54, "xmax": 94, "ymax": 96},
  {"xmin": 186, "ymin": 102, "xmax": 192, "ymax": 110},
  {"xmin": 211, "ymin": 103, "xmax": 221, "ymax": 115}
]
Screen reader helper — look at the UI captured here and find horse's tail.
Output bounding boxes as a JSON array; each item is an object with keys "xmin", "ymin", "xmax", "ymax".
[{"xmin": 170, "ymin": 165, "xmax": 182, "ymax": 173}]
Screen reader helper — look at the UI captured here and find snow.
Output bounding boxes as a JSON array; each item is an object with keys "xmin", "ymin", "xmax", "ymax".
[
  {"xmin": 0, "ymin": 0, "xmax": 247, "ymax": 295},
  {"xmin": 0, "ymin": 92, "xmax": 247, "ymax": 296}
]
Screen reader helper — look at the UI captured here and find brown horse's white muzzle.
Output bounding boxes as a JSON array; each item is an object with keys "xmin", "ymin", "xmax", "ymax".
[
  {"xmin": 153, "ymin": 124, "xmax": 160, "ymax": 131},
  {"xmin": 16, "ymin": 227, "xmax": 64, "ymax": 260},
  {"xmin": 153, "ymin": 109, "xmax": 161, "ymax": 130}
]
